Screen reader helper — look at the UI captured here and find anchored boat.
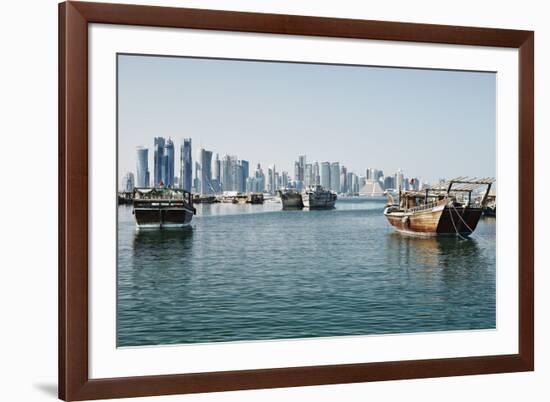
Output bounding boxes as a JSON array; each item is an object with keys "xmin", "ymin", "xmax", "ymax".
[
  {"xmin": 133, "ymin": 187, "xmax": 196, "ymax": 229},
  {"xmin": 383, "ymin": 177, "xmax": 494, "ymax": 237},
  {"xmin": 278, "ymin": 188, "xmax": 304, "ymax": 209},
  {"xmin": 302, "ymin": 185, "xmax": 337, "ymax": 209}
]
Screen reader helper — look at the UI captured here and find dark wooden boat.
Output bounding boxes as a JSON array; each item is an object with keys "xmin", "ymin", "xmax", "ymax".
[
  {"xmin": 133, "ymin": 187, "xmax": 195, "ymax": 229},
  {"xmin": 278, "ymin": 188, "xmax": 303, "ymax": 209},
  {"xmin": 384, "ymin": 177, "xmax": 494, "ymax": 237},
  {"xmin": 246, "ymin": 192, "xmax": 264, "ymax": 204}
]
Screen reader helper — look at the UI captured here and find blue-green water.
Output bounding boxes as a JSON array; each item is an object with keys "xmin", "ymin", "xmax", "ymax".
[{"xmin": 117, "ymin": 198, "xmax": 496, "ymax": 347}]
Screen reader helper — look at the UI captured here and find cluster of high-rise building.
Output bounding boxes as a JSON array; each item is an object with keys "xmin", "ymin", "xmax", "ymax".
[{"xmin": 126, "ymin": 137, "xmax": 429, "ymax": 195}]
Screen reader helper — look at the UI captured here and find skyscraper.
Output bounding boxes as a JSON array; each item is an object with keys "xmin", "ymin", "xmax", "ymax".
[
  {"xmin": 180, "ymin": 138, "xmax": 192, "ymax": 192},
  {"xmin": 211, "ymin": 153, "xmax": 221, "ymax": 193},
  {"xmin": 267, "ymin": 165, "xmax": 276, "ymax": 194},
  {"xmin": 313, "ymin": 162, "xmax": 320, "ymax": 185},
  {"xmin": 340, "ymin": 166, "xmax": 348, "ymax": 193},
  {"xmin": 305, "ymin": 163, "xmax": 313, "ymax": 187},
  {"xmin": 384, "ymin": 175, "xmax": 395, "ymax": 190},
  {"xmin": 123, "ymin": 172, "xmax": 135, "ymax": 192},
  {"xmin": 295, "ymin": 155, "xmax": 306, "ymax": 181},
  {"xmin": 136, "ymin": 146, "xmax": 149, "ymax": 188},
  {"xmin": 197, "ymin": 148, "xmax": 213, "ymax": 194},
  {"xmin": 346, "ymin": 171, "xmax": 355, "ymax": 194},
  {"xmin": 254, "ymin": 163, "xmax": 265, "ymax": 193},
  {"xmin": 193, "ymin": 161, "xmax": 201, "ymax": 193},
  {"xmin": 153, "ymin": 137, "xmax": 165, "ymax": 186},
  {"xmin": 281, "ymin": 171, "xmax": 289, "ymax": 188},
  {"xmin": 163, "ymin": 138, "xmax": 175, "ymax": 187},
  {"xmin": 221, "ymin": 154, "xmax": 237, "ymax": 192},
  {"xmin": 394, "ymin": 169, "xmax": 404, "ymax": 191},
  {"xmin": 330, "ymin": 162, "xmax": 340, "ymax": 193},
  {"xmin": 320, "ymin": 162, "xmax": 331, "ymax": 189},
  {"xmin": 239, "ymin": 160, "xmax": 249, "ymax": 192},
  {"xmin": 234, "ymin": 163, "xmax": 244, "ymax": 193}
]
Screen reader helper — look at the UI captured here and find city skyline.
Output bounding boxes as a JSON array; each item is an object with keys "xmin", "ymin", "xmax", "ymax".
[
  {"xmin": 118, "ymin": 54, "xmax": 496, "ymax": 186},
  {"xmin": 125, "ymin": 135, "xmax": 432, "ymax": 195}
]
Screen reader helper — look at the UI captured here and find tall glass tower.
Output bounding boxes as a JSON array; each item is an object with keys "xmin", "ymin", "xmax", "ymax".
[
  {"xmin": 153, "ymin": 137, "xmax": 165, "ymax": 186},
  {"xmin": 198, "ymin": 148, "xmax": 213, "ymax": 194},
  {"xmin": 320, "ymin": 162, "xmax": 331, "ymax": 189},
  {"xmin": 330, "ymin": 162, "xmax": 340, "ymax": 193},
  {"xmin": 136, "ymin": 146, "xmax": 149, "ymax": 187},
  {"xmin": 180, "ymin": 138, "xmax": 192, "ymax": 192},
  {"xmin": 163, "ymin": 138, "xmax": 175, "ymax": 187}
]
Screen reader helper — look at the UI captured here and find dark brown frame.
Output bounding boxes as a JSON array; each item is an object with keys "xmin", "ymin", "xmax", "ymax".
[{"xmin": 59, "ymin": 1, "xmax": 534, "ymax": 400}]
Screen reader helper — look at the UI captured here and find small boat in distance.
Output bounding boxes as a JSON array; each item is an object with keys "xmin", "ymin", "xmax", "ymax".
[
  {"xmin": 278, "ymin": 188, "xmax": 304, "ymax": 209},
  {"xmin": 383, "ymin": 177, "xmax": 494, "ymax": 237},
  {"xmin": 482, "ymin": 189, "xmax": 496, "ymax": 217},
  {"xmin": 302, "ymin": 185, "xmax": 337, "ymax": 209},
  {"xmin": 133, "ymin": 187, "xmax": 196, "ymax": 229}
]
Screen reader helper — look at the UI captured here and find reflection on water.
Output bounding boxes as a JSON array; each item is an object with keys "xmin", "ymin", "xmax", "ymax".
[{"xmin": 117, "ymin": 198, "xmax": 496, "ymax": 347}]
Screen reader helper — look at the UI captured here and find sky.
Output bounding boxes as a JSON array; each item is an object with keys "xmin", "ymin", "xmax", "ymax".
[{"xmin": 118, "ymin": 54, "xmax": 496, "ymax": 185}]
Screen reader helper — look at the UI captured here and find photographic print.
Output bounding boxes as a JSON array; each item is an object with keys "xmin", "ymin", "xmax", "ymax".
[{"xmin": 116, "ymin": 54, "xmax": 496, "ymax": 347}]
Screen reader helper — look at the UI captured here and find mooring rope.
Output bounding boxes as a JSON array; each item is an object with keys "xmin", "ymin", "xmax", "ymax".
[
  {"xmin": 447, "ymin": 203, "xmax": 468, "ymax": 240},
  {"xmin": 449, "ymin": 203, "xmax": 492, "ymax": 247}
]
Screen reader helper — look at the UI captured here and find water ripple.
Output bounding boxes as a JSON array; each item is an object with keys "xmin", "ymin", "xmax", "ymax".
[{"xmin": 117, "ymin": 198, "xmax": 496, "ymax": 346}]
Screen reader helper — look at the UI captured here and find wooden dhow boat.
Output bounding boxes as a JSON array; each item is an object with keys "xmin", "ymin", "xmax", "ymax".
[
  {"xmin": 383, "ymin": 177, "xmax": 494, "ymax": 237},
  {"xmin": 133, "ymin": 187, "xmax": 195, "ymax": 229}
]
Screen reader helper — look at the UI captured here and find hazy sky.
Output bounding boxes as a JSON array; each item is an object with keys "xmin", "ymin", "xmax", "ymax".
[{"xmin": 118, "ymin": 54, "xmax": 496, "ymax": 184}]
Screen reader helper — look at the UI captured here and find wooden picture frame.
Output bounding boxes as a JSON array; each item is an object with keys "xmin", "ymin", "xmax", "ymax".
[{"xmin": 59, "ymin": 1, "xmax": 534, "ymax": 400}]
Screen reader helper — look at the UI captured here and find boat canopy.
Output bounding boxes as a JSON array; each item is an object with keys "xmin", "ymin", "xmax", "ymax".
[
  {"xmin": 428, "ymin": 177, "xmax": 495, "ymax": 194},
  {"xmin": 133, "ymin": 187, "xmax": 190, "ymax": 199}
]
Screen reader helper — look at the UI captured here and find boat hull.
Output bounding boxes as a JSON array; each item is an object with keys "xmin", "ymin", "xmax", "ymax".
[
  {"xmin": 302, "ymin": 192, "xmax": 337, "ymax": 209},
  {"xmin": 279, "ymin": 192, "xmax": 304, "ymax": 209},
  {"xmin": 134, "ymin": 207, "xmax": 194, "ymax": 229},
  {"xmin": 384, "ymin": 204, "xmax": 483, "ymax": 236}
]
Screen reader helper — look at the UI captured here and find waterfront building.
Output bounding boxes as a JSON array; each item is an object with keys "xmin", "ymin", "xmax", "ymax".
[
  {"xmin": 163, "ymin": 138, "xmax": 175, "ymax": 187},
  {"xmin": 359, "ymin": 180, "xmax": 385, "ymax": 196},
  {"xmin": 254, "ymin": 163, "xmax": 265, "ymax": 193},
  {"xmin": 267, "ymin": 166, "xmax": 274, "ymax": 194},
  {"xmin": 394, "ymin": 169, "xmax": 404, "ymax": 191},
  {"xmin": 136, "ymin": 146, "xmax": 149, "ymax": 188},
  {"xmin": 265, "ymin": 165, "xmax": 277, "ymax": 194},
  {"xmin": 196, "ymin": 148, "xmax": 213, "ymax": 194},
  {"xmin": 213, "ymin": 153, "xmax": 221, "ymax": 181},
  {"xmin": 153, "ymin": 137, "xmax": 165, "ymax": 186},
  {"xmin": 193, "ymin": 161, "xmax": 201, "ymax": 193},
  {"xmin": 340, "ymin": 166, "xmax": 348, "ymax": 193},
  {"xmin": 180, "ymin": 138, "xmax": 192, "ymax": 192},
  {"xmin": 403, "ymin": 177, "xmax": 410, "ymax": 190},
  {"xmin": 220, "ymin": 154, "xmax": 237, "ymax": 192},
  {"xmin": 384, "ymin": 175, "xmax": 395, "ymax": 190},
  {"xmin": 296, "ymin": 155, "xmax": 306, "ymax": 182},
  {"xmin": 233, "ymin": 163, "xmax": 243, "ymax": 193},
  {"xmin": 123, "ymin": 172, "xmax": 135, "ymax": 192},
  {"xmin": 346, "ymin": 171, "xmax": 354, "ymax": 194},
  {"xmin": 330, "ymin": 162, "xmax": 340, "ymax": 193},
  {"xmin": 274, "ymin": 172, "xmax": 280, "ymax": 190},
  {"xmin": 313, "ymin": 162, "xmax": 320, "ymax": 185},
  {"xmin": 366, "ymin": 168, "xmax": 382, "ymax": 182},
  {"xmin": 410, "ymin": 177, "xmax": 420, "ymax": 191},
  {"xmin": 211, "ymin": 153, "xmax": 221, "ymax": 193},
  {"xmin": 320, "ymin": 162, "xmax": 331, "ymax": 189},
  {"xmin": 305, "ymin": 163, "xmax": 313, "ymax": 187},
  {"xmin": 238, "ymin": 160, "xmax": 249, "ymax": 193},
  {"xmin": 281, "ymin": 171, "xmax": 289, "ymax": 188},
  {"xmin": 246, "ymin": 177, "xmax": 255, "ymax": 193}
]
